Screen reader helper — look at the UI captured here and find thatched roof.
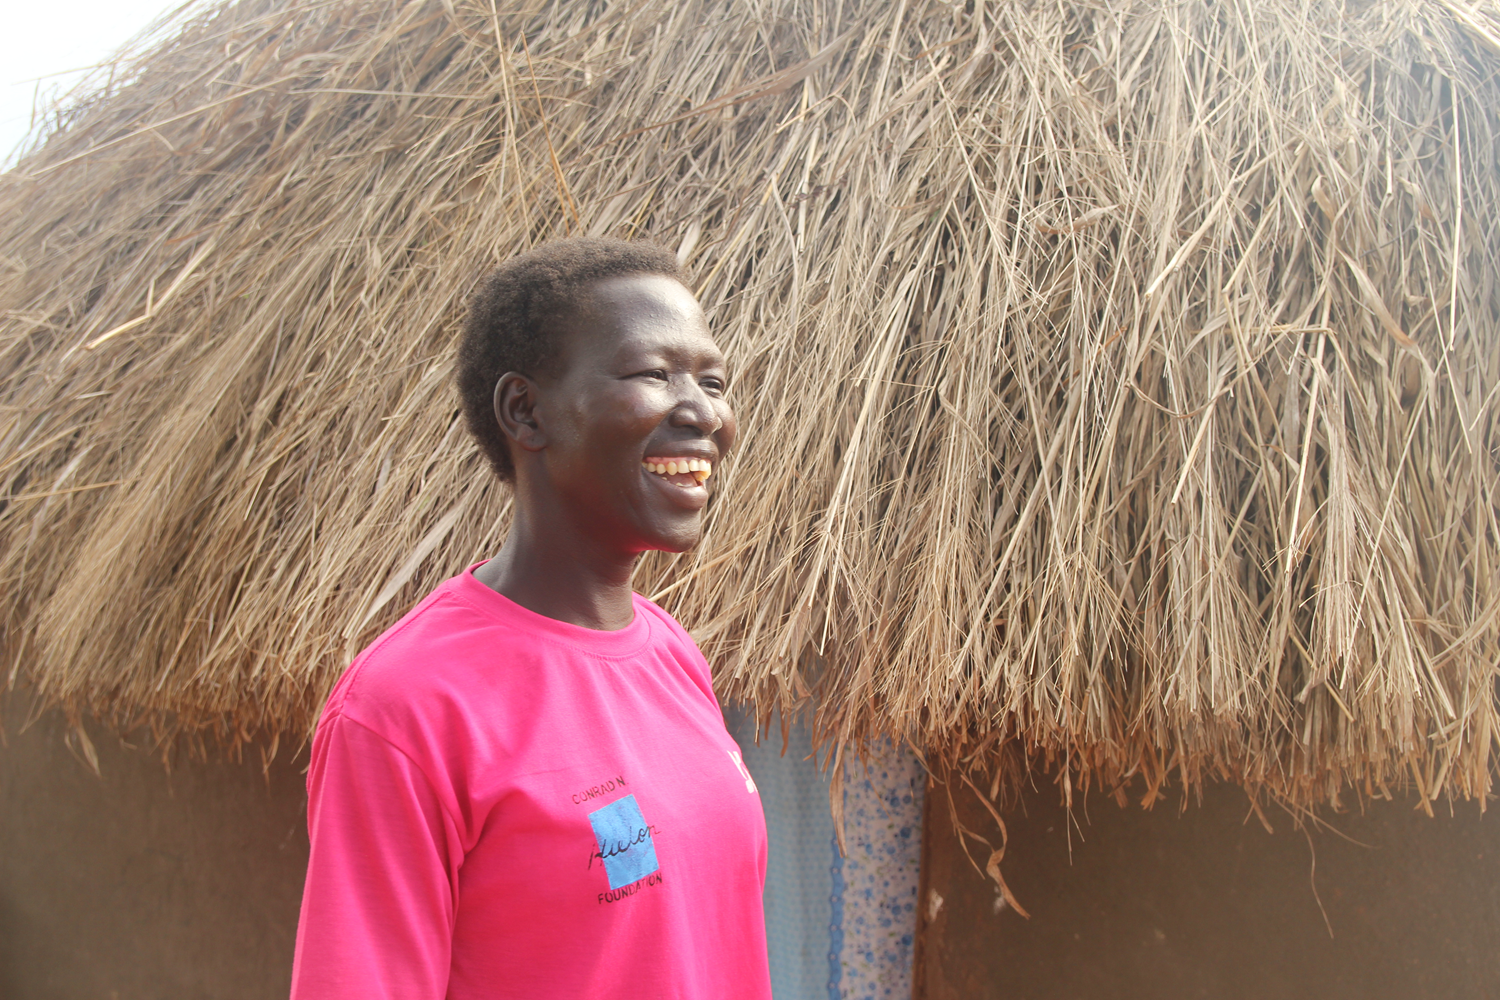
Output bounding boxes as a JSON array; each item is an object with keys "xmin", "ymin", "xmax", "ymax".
[{"xmin": 2, "ymin": 0, "xmax": 1498, "ymax": 811}]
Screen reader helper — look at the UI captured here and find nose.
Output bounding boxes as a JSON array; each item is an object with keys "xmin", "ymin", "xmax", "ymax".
[{"xmin": 668, "ymin": 379, "xmax": 724, "ymax": 436}]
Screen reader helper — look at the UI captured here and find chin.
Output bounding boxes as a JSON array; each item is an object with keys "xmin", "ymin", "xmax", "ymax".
[{"xmin": 644, "ymin": 520, "xmax": 704, "ymax": 554}]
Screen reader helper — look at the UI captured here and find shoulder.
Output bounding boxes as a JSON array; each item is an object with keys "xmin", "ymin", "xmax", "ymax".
[
  {"xmin": 317, "ymin": 574, "xmax": 516, "ymax": 751},
  {"xmin": 632, "ymin": 594, "xmax": 701, "ymax": 653},
  {"xmin": 632, "ymin": 592, "xmax": 684, "ymax": 633},
  {"xmin": 632, "ymin": 594, "xmax": 716, "ymax": 698}
]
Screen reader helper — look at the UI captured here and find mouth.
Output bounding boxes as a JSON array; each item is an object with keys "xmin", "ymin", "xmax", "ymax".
[{"xmin": 641, "ymin": 455, "xmax": 713, "ymax": 492}]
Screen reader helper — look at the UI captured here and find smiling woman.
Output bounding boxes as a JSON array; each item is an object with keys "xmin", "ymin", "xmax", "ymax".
[{"xmin": 289, "ymin": 238, "xmax": 769, "ymax": 1000}]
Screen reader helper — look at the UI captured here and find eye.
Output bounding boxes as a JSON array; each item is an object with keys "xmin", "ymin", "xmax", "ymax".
[
  {"xmin": 634, "ymin": 369, "xmax": 670, "ymax": 383},
  {"xmin": 699, "ymin": 376, "xmax": 726, "ymax": 394}
]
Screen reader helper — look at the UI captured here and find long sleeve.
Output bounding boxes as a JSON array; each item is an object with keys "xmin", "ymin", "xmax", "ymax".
[{"xmin": 290, "ymin": 712, "xmax": 464, "ymax": 1000}]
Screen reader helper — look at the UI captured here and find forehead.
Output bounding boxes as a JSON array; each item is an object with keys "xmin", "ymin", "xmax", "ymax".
[{"xmin": 556, "ymin": 273, "xmax": 722, "ymax": 368}]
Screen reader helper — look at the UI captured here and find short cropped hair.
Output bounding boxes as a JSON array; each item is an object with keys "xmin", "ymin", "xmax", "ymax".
[{"xmin": 455, "ymin": 237, "xmax": 685, "ymax": 480}]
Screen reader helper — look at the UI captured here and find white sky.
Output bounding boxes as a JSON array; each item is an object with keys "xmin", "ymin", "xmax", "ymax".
[{"xmin": 0, "ymin": 0, "xmax": 189, "ymax": 166}]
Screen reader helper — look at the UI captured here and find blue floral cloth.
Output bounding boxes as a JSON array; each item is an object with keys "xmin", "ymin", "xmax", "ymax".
[{"xmin": 725, "ymin": 705, "xmax": 924, "ymax": 1000}]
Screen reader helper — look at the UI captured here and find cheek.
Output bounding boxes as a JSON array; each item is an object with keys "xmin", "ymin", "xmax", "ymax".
[
  {"xmin": 617, "ymin": 400, "xmax": 671, "ymax": 443},
  {"xmin": 586, "ymin": 391, "xmax": 662, "ymax": 447}
]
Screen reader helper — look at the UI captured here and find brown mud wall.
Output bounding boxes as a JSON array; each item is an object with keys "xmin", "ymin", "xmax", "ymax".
[
  {"xmin": 0, "ymin": 693, "xmax": 308, "ymax": 1000},
  {"xmin": 916, "ymin": 779, "xmax": 1500, "ymax": 999},
  {"xmin": 8, "ymin": 684, "xmax": 1500, "ymax": 1000}
]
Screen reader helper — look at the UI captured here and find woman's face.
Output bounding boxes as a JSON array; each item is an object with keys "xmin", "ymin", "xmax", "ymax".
[{"xmin": 527, "ymin": 273, "xmax": 737, "ymax": 555}]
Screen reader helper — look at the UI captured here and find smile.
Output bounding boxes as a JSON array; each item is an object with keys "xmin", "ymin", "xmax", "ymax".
[{"xmin": 641, "ymin": 456, "xmax": 712, "ymax": 485}]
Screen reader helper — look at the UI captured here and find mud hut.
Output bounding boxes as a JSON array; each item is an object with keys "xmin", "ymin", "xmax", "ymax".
[{"xmin": 2, "ymin": 0, "xmax": 1499, "ymax": 995}]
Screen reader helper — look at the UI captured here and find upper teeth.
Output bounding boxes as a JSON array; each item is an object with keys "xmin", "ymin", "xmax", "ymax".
[{"xmin": 643, "ymin": 458, "xmax": 712, "ymax": 482}]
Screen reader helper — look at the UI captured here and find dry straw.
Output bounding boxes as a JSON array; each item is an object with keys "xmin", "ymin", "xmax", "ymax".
[{"xmin": 1, "ymin": 0, "xmax": 1498, "ymax": 816}]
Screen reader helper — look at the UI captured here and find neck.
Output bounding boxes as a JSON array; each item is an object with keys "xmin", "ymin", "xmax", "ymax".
[{"xmin": 473, "ymin": 496, "xmax": 638, "ymax": 631}]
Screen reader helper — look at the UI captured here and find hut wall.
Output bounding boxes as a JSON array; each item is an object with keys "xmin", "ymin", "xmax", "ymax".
[
  {"xmin": 12, "ymin": 680, "xmax": 1500, "ymax": 1000},
  {"xmin": 0, "ymin": 693, "xmax": 307, "ymax": 1000},
  {"xmin": 0, "ymin": 690, "xmax": 924, "ymax": 1000},
  {"xmin": 915, "ymin": 783, "xmax": 1500, "ymax": 999}
]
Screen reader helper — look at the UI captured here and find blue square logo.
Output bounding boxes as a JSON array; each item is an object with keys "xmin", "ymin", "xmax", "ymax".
[{"xmin": 588, "ymin": 794, "xmax": 659, "ymax": 890}]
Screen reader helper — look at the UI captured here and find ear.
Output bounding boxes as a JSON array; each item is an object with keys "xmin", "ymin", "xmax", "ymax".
[{"xmin": 493, "ymin": 371, "xmax": 548, "ymax": 454}]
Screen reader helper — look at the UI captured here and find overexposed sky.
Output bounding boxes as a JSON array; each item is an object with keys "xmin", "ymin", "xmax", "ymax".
[{"xmin": 0, "ymin": 0, "xmax": 191, "ymax": 166}]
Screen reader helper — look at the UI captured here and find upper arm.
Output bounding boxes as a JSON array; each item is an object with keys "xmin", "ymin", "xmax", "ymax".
[{"xmin": 291, "ymin": 714, "xmax": 463, "ymax": 1000}]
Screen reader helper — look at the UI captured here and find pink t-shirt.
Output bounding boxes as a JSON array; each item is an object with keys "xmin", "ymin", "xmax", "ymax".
[{"xmin": 290, "ymin": 566, "xmax": 772, "ymax": 999}]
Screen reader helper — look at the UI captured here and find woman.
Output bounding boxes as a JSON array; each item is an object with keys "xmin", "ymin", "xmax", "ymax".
[{"xmin": 289, "ymin": 238, "xmax": 771, "ymax": 999}]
